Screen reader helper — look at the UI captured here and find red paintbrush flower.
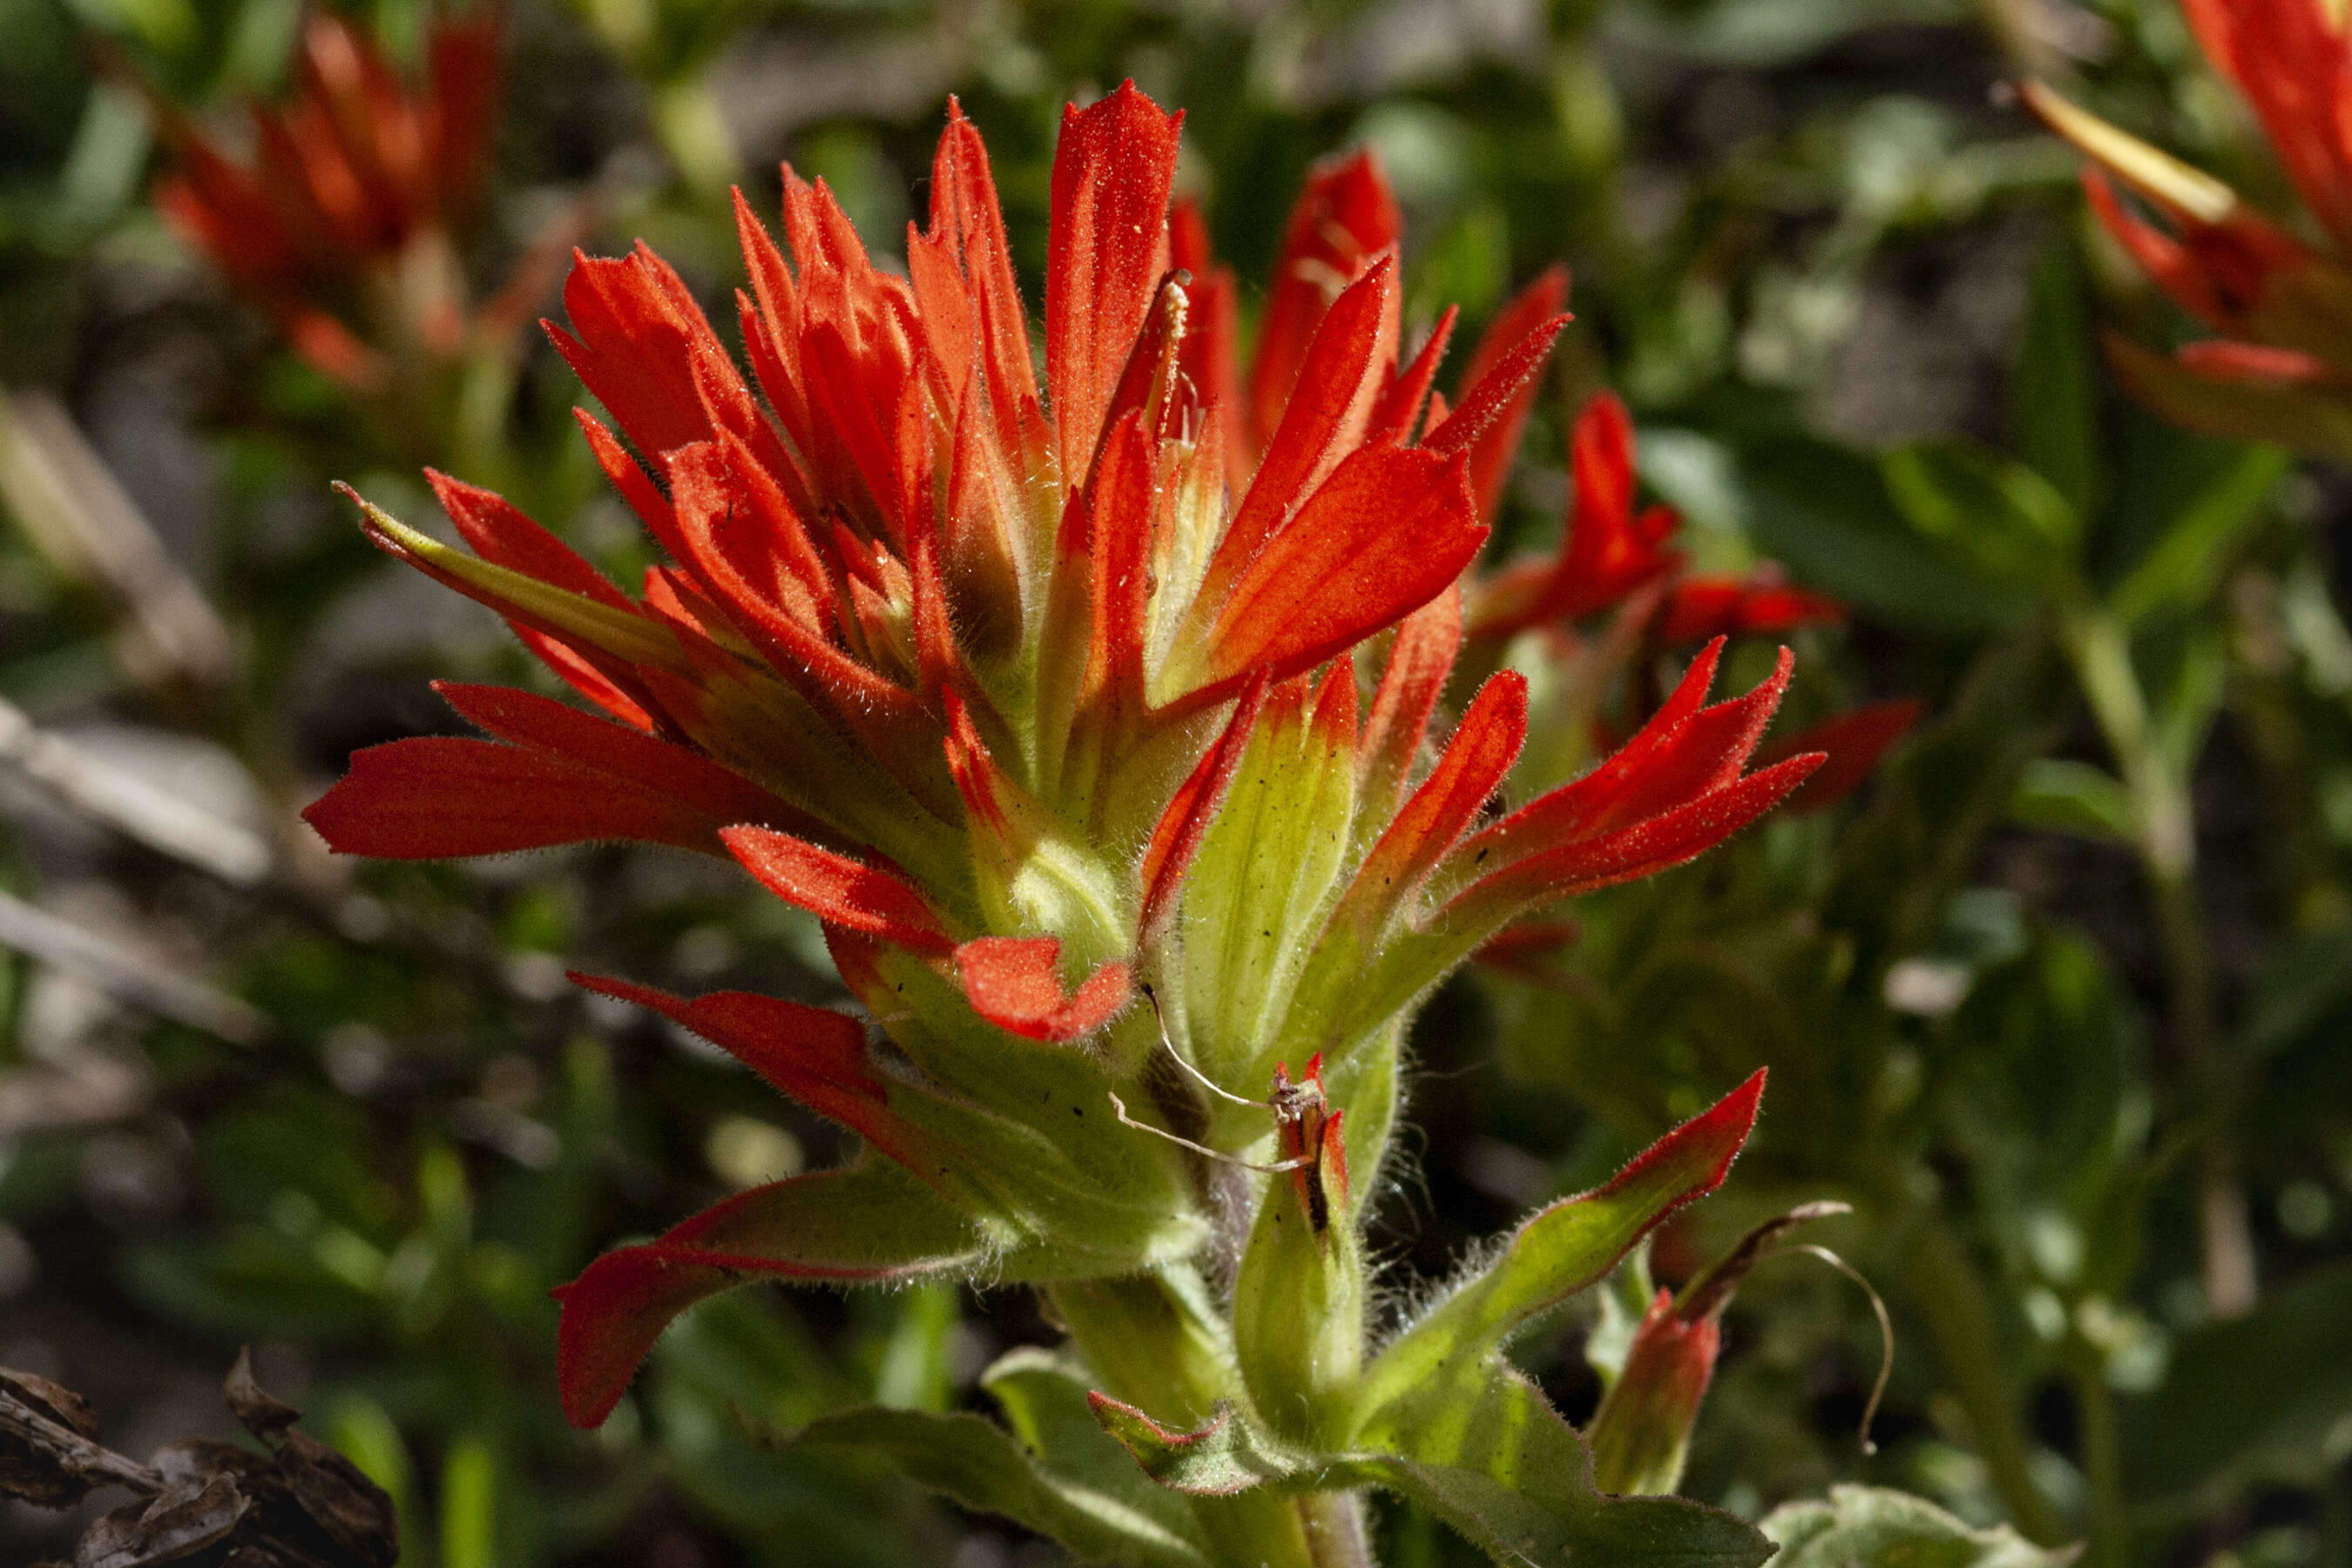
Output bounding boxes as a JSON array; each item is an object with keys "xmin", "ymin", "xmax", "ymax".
[
  {"xmin": 301, "ymin": 88, "xmax": 1823, "ymax": 1427},
  {"xmin": 146, "ymin": 9, "xmax": 561, "ymax": 395},
  {"xmin": 2022, "ymin": 9, "xmax": 2352, "ymax": 460},
  {"xmin": 1468, "ymin": 389, "xmax": 1843, "ymax": 650}
]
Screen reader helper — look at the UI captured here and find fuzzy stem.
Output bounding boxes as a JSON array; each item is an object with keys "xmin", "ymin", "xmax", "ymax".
[
  {"xmin": 1299, "ymin": 1490, "xmax": 1375, "ymax": 1568},
  {"xmin": 1047, "ymin": 1274, "xmax": 1335, "ymax": 1568}
]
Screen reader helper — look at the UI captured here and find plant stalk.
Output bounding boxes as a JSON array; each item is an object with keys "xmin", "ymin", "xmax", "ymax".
[
  {"xmin": 2072, "ymin": 1362, "xmax": 2127, "ymax": 1568},
  {"xmin": 1903, "ymin": 1220, "xmax": 2067, "ymax": 1545},
  {"xmin": 2062, "ymin": 607, "xmax": 2255, "ymax": 1318}
]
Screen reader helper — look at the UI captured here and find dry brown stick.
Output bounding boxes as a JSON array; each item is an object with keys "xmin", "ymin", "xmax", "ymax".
[
  {"xmin": 0, "ymin": 1375, "xmax": 162, "ymax": 1501},
  {"xmin": 0, "ymin": 889, "xmax": 266, "ymax": 1044},
  {"xmin": 0, "ymin": 389, "xmax": 235, "ymax": 694},
  {"xmin": 0, "ymin": 695, "xmax": 274, "ymax": 886}
]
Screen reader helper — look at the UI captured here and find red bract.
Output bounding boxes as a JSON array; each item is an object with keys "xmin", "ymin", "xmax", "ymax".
[
  {"xmin": 145, "ymin": 10, "xmax": 559, "ymax": 394},
  {"xmin": 303, "ymin": 89, "xmax": 1826, "ymax": 1427},
  {"xmin": 2022, "ymin": 19, "xmax": 2352, "ymax": 459},
  {"xmin": 1469, "ymin": 389, "xmax": 1842, "ymax": 649}
]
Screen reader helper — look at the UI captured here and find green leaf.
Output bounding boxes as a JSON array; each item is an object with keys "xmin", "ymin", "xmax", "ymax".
[
  {"xmin": 439, "ymin": 1435, "xmax": 501, "ymax": 1568},
  {"xmin": 2005, "ymin": 759, "xmax": 2134, "ymax": 843},
  {"xmin": 985, "ymin": 1349, "xmax": 1218, "ymax": 1549},
  {"xmin": 1089, "ymin": 1396, "xmax": 1315, "ymax": 1497},
  {"xmin": 1094, "ymin": 1369, "xmax": 1771, "ymax": 1568},
  {"xmin": 1179, "ymin": 675, "xmax": 1358, "ymax": 1091},
  {"xmin": 784, "ymin": 1397, "xmax": 1217, "ymax": 1568},
  {"xmin": 2122, "ymin": 1260, "xmax": 2352, "ymax": 1506},
  {"xmin": 2013, "ymin": 240, "xmax": 2102, "ymax": 524},
  {"xmin": 2152, "ymin": 627, "xmax": 2227, "ymax": 780},
  {"xmin": 1740, "ymin": 435, "xmax": 2036, "ymax": 632},
  {"xmin": 1759, "ymin": 1484, "xmax": 2078, "ymax": 1565},
  {"xmin": 1362, "ymin": 1367, "xmax": 1769, "ymax": 1568},
  {"xmin": 1881, "ymin": 440, "xmax": 2082, "ymax": 591},
  {"xmin": 1352, "ymin": 1071, "xmax": 1761, "ymax": 1418},
  {"xmin": 2106, "ymin": 443, "xmax": 2289, "ymax": 625}
]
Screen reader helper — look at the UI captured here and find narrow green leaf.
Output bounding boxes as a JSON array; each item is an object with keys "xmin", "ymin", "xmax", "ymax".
[
  {"xmin": 784, "ymin": 1400, "xmax": 1217, "ymax": 1568},
  {"xmin": 2153, "ymin": 628, "xmax": 2227, "ymax": 779},
  {"xmin": 1092, "ymin": 1368, "xmax": 1772, "ymax": 1568},
  {"xmin": 2005, "ymin": 759, "xmax": 2134, "ymax": 843},
  {"xmin": 1880, "ymin": 441, "xmax": 2081, "ymax": 590},
  {"xmin": 1353, "ymin": 1071, "xmax": 1761, "ymax": 1417},
  {"xmin": 2106, "ymin": 443, "xmax": 2289, "ymax": 625},
  {"xmin": 2013, "ymin": 240, "xmax": 2102, "ymax": 523},
  {"xmin": 1760, "ymin": 1484, "xmax": 2078, "ymax": 1566},
  {"xmin": 439, "ymin": 1436, "xmax": 499, "ymax": 1568}
]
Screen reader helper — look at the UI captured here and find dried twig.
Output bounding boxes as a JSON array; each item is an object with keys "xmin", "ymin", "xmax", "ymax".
[
  {"xmin": 0, "ymin": 889, "xmax": 266, "ymax": 1044},
  {"xmin": 1, "ymin": 1351, "xmax": 398, "ymax": 1568},
  {"xmin": 0, "ymin": 390, "xmax": 234, "ymax": 695},
  {"xmin": 0, "ymin": 696, "xmax": 273, "ymax": 886}
]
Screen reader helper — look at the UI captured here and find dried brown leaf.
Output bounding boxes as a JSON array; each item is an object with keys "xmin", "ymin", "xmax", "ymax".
[{"xmin": 76, "ymin": 1474, "xmax": 249, "ymax": 1568}]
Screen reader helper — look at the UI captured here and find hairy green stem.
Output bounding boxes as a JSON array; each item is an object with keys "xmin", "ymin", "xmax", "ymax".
[
  {"xmin": 1047, "ymin": 1274, "xmax": 1352, "ymax": 1568},
  {"xmin": 1299, "ymin": 1490, "xmax": 1375, "ymax": 1568}
]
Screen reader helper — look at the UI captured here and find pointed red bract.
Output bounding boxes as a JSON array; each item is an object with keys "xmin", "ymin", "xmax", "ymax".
[
  {"xmin": 553, "ymin": 1167, "xmax": 979, "ymax": 1427},
  {"xmin": 302, "ymin": 682, "xmax": 808, "ymax": 860},
  {"xmin": 1443, "ymin": 643, "xmax": 1825, "ymax": 921},
  {"xmin": 1247, "ymin": 151, "xmax": 1403, "ymax": 461},
  {"xmin": 1760, "ymin": 697, "xmax": 1924, "ymax": 813},
  {"xmin": 304, "ymin": 739, "xmax": 723, "ymax": 859},
  {"xmin": 1046, "ymin": 84, "xmax": 1182, "ymax": 483},
  {"xmin": 722, "ymin": 827, "xmax": 956, "ymax": 954},
  {"xmin": 1206, "ymin": 444, "xmax": 1484, "ymax": 687},
  {"xmin": 1425, "ymin": 309, "xmax": 1571, "ymax": 479},
  {"xmin": 1208, "ymin": 257, "xmax": 1399, "ymax": 603},
  {"xmin": 1473, "ymin": 391, "xmax": 1684, "ymax": 638},
  {"xmin": 1451, "ymin": 267, "xmax": 1571, "ymax": 519},
  {"xmin": 1359, "ymin": 585, "xmax": 1463, "ymax": 819},
  {"xmin": 956, "ymin": 937, "xmax": 1133, "ymax": 1040},
  {"xmin": 1657, "ymin": 577, "xmax": 1845, "ymax": 645},
  {"xmin": 571, "ymin": 974, "xmax": 919, "ymax": 1159},
  {"xmin": 1340, "ymin": 672, "xmax": 1528, "ymax": 936},
  {"xmin": 146, "ymin": 10, "xmax": 509, "ymax": 386}
]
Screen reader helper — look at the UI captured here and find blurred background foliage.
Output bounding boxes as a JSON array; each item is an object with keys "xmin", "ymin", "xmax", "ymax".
[{"xmin": 1, "ymin": 0, "xmax": 2349, "ymax": 1559}]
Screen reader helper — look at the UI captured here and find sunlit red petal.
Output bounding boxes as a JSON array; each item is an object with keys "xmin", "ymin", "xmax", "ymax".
[
  {"xmin": 1337, "ymin": 672, "xmax": 1528, "ymax": 936},
  {"xmin": 1451, "ymin": 267, "xmax": 1570, "ymax": 518},
  {"xmin": 721, "ymin": 826, "xmax": 956, "ymax": 954},
  {"xmin": 956, "ymin": 936, "xmax": 1133, "ymax": 1040},
  {"xmin": 1046, "ymin": 83, "xmax": 1182, "ymax": 483},
  {"xmin": 1205, "ymin": 443, "xmax": 1484, "ymax": 689}
]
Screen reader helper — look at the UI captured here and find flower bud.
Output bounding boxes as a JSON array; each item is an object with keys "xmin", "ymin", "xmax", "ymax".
[
  {"xmin": 1585, "ymin": 1288, "xmax": 1720, "ymax": 1497},
  {"xmin": 1233, "ymin": 1058, "xmax": 1363, "ymax": 1445}
]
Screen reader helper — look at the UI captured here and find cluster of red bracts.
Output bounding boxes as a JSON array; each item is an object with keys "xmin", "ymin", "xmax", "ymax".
[
  {"xmin": 144, "ymin": 9, "xmax": 560, "ymax": 395},
  {"xmin": 2021, "ymin": 0, "xmax": 2352, "ymax": 457},
  {"xmin": 301, "ymin": 84, "xmax": 1889, "ymax": 1428}
]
